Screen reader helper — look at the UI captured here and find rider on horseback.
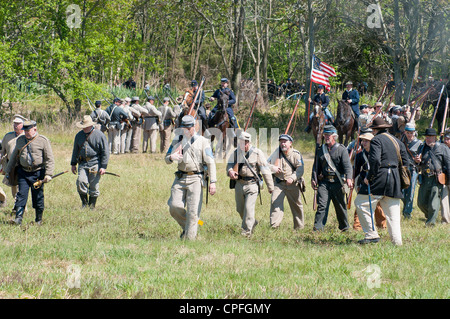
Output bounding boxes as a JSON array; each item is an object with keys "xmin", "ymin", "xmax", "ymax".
[
  {"xmin": 208, "ymin": 78, "xmax": 239, "ymax": 128},
  {"xmin": 305, "ymin": 84, "xmax": 335, "ymax": 132}
]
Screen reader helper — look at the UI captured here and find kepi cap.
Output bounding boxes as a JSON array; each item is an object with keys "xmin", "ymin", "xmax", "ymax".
[
  {"xmin": 279, "ymin": 134, "xmax": 293, "ymax": 142},
  {"xmin": 323, "ymin": 125, "xmax": 337, "ymax": 134},
  {"xmin": 179, "ymin": 115, "xmax": 195, "ymax": 128},
  {"xmin": 238, "ymin": 131, "xmax": 251, "ymax": 142},
  {"xmin": 23, "ymin": 120, "xmax": 37, "ymax": 130},
  {"xmin": 13, "ymin": 114, "xmax": 27, "ymax": 124}
]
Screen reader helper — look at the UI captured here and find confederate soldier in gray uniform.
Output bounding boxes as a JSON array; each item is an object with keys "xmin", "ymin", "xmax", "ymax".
[
  {"xmin": 142, "ymin": 96, "xmax": 162, "ymax": 153},
  {"xmin": 129, "ymin": 96, "xmax": 149, "ymax": 153},
  {"xmin": 5, "ymin": 120, "xmax": 55, "ymax": 225},
  {"xmin": 1, "ymin": 114, "xmax": 28, "ymax": 211},
  {"xmin": 267, "ymin": 134, "xmax": 305, "ymax": 229},
  {"xmin": 311, "ymin": 125, "xmax": 353, "ymax": 231},
  {"xmin": 90, "ymin": 100, "xmax": 110, "ymax": 133},
  {"xmin": 105, "ymin": 98, "xmax": 129, "ymax": 155},
  {"xmin": 165, "ymin": 115, "xmax": 217, "ymax": 240},
  {"xmin": 159, "ymin": 97, "xmax": 178, "ymax": 153},
  {"xmin": 71, "ymin": 115, "xmax": 110, "ymax": 209},
  {"xmin": 227, "ymin": 131, "xmax": 274, "ymax": 237}
]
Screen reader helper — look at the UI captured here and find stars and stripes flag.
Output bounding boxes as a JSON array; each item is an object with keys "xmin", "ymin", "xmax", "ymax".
[{"xmin": 310, "ymin": 55, "xmax": 336, "ymax": 90}]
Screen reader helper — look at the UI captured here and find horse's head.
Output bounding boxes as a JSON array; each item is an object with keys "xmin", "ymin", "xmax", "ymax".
[
  {"xmin": 313, "ymin": 102, "xmax": 322, "ymax": 118},
  {"xmin": 217, "ymin": 90, "xmax": 230, "ymax": 111}
]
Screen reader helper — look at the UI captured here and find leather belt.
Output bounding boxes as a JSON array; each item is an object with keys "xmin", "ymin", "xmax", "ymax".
[
  {"xmin": 175, "ymin": 170, "xmax": 204, "ymax": 178},
  {"xmin": 20, "ymin": 165, "xmax": 41, "ymax": 172},
  {"xmin": 79, "ymin": 157, "xmax": 92, "ymax": 162}
]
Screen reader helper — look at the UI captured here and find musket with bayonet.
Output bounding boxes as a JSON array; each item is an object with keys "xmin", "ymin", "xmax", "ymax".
[
  {"xmin": 429, "ymin": 85, "xmax": 445, "ymax": 129},
  {"xmin": 187, "ymin": 76, "xmax": 206, "ymax": 118},
  {"xmin": 83, "ymin": 93, "xmax": 95, "ymax": 112},
  {"xmin": 33, "ymin": 170, "xmax": 69, "ymax": 189}
]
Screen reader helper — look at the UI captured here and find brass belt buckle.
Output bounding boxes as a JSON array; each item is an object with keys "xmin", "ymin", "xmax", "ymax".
[{"xmin": 426, "ymin": 168, "xmax": 431, "ymax": 174}]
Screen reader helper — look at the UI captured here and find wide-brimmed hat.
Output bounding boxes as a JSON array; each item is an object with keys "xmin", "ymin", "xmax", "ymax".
[
  {"xmin": 369, "ymin": 117, "xmax": 392, "ymax": 129},
  {"xmin": 76, "ymin": 115, "xmax": 95, "ymax": 129},
  {"xmin": 424, "ymin": 128, "xmax": 437, "ymax": 136},
  {"xmin": 359, "ymin": 133, "xmax": 374, "ymax": 141}
]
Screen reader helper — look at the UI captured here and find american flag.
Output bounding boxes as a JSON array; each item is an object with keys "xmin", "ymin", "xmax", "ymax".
[{"xmin": 310, "ymin": 55, "xmax": 336, "ymax": 90}]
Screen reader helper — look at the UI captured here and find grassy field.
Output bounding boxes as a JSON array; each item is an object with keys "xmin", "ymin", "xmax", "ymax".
[{"xmin": 0, "ymin": 122, "xmax": 448, "ymax": 300}]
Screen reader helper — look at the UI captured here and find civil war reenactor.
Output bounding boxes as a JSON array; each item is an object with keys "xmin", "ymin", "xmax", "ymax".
[
  {"xmin": 1, "ymin": 114, "xmax": 28, "ymax": 212},
  {"xmin": 311, "ymin": 125, "xmax": 353, "ymax": 231},
  {"xmin": 357, "ymin": 104, "xmax": 373, "ymax": 129},
  {"xmin": 120, "ymin": 97, "xmax": 134, "ymax": 154},
  {"xmin": 305, "ymin": 84, "xmax": 334, "ymax": 133},
  {"xmin": 129, "ymin": 96, "xmax": 149, "ymax": 153},
  {"xmin": 159, "ymin": 97, "xmax": 178, "ymax": 153},
  {"xmin": 440, "ymin": 130, "xmax": 450, "ymax": 224},
  {"xmin": 71, "ymin": 115, "xmax": 110, "ymax": 209},
  {"xmin": 227, "ymin": 131, "xmax": 274, "ymax": 237},
  {"xmin": 4, "ymin": 120, "xmax": 55, "ymax": 225},
  {"xmin": 267, "ymin": 134, "xmax": 305, "ymax": 230},
  {"xmin": 401, "ymin": 123, "xmax": 422, "ymax": 219},
  {"xmin": 189, "ymin": 80, "xmax": 207, "ymax": 132},
  {"xmin": 208, "ymin": 78, "xmax": 239, "ymax": 129},
  {"xmin": 90, "ymin": 100, "xmax": 110, "ymax": 133},
  {"xmin": 372, "ymin": 101, "xmax": 392, "ymax": 124},
  {"xmin": 355, "ymin": 117, "xmax": 408, "ymax": 245},
  {"xmin": 414, "ymin": 128, "xmax": 450, "ymax": 226},
  {"xmin": 165, "ymin": 115, "xmax": 217, "ymax": 240},
  {"xmin": 351, "ymin": 132, "xmax": 387, "ymax": 233},
  {"xmin": 105, "ymin": 98, "xmax": 129, "ymax": 155},
  {"xmin": 342, "ymin": 81, "xmax": 360, "ymax": 118},
  {"xmin": 142, "ymin": 95, "xmax": 162, "ymax": 153}
]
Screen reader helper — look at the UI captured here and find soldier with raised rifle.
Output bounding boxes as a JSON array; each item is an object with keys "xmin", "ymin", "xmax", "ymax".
[
  {"xmin": 267, "ymin": 134, "xmax": 305, "ymax": 230},
  {"xmin": 4, "ymin": 120, "xmax": 55, "ymax": 225},
  {"xmin": 227, "ymin": 131, "xmax": 274, "ymax": 237},
  {"xmin": 71, "ymin": 115, "xmax": 110, "ymax": 209},
  {"xmin": 165, "ymin": 115, "xmax": 217, "ymax": 240}
]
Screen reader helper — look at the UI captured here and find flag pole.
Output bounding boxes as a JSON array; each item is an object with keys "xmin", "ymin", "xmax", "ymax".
[{"xmin": 307, "ymin": 48, "xmax": 315, "ymax": 124}]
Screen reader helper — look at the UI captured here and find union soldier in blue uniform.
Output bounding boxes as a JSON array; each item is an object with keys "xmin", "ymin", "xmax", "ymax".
[
  {"xmin": 342, "ymin": 81, "xmax": 360, "ymax": 118},
  {"xmin": 208, "ymin": 78, "xmax": 239, "ymax": 128},
  {"xmin": 305, "ymin": 85, "xmax": 334, "ymax": 133}
]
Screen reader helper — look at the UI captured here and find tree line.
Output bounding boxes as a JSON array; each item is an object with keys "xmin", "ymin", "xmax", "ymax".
[{"xmin": 0, "ymin": 0, "xmax": 448, "ymax": 116}]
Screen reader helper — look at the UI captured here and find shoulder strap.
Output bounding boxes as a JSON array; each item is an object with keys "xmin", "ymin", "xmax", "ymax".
[
  {"xmin": 322, "ymin": 144, "xmax": 345, "ymax": 186},
  {"xmin": 280, "ymin": 148, "xmax": 297, "ymax": 172},
  {"xmin": 18, "ymin": 135, "xmax": 38, "ymax": 159},
  {"xmin": 382, "ymin": 133, "xmax": 403, "ymax": 166}
]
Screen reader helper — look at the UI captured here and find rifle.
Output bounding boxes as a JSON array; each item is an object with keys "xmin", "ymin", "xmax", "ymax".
[
  {"xmin": 312, "ymin": 121, "xmax": 324, "ymax": 211},
  {"xmin": 187, "ymin": 76, "xmax": 206, "ymax": 118},
  {"xmin": 33, "ymin": 170, "xmax": 69, "ymax": 189},
  {"xmin": 101, "ymin": 92, "xmax": 111, "ymax": 105},
  {"xmin": 244, "ymin": 89, "xmax": 260, "ymax": 131},
  {"xmin": 83, "ymin": 93, "xmax": 95, "ymax": 111},
  {"xmin": 376, "ymin": 81, "xmax": 388, "ymax": 102},
  {"xmin": 347, "ymin": 126, "xmax": 361, "ymax": 209},
  {"xmin": 440, "ymin": 97, "xmax": 449, "ymax": 141},
  {"xmin": 429, "ymin": 85, "xmax": 445, "ymax": 129}
]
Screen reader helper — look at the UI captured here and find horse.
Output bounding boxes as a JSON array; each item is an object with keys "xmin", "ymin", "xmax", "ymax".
[
  {"xmin": 310, "ymin": 102, "xmax": 326, "ymax": 144},
  {"xmin": 335, "ymin": 99, "xmax": 357, "ymax": 146},
  {"xmin": 207, "ymin": 90, "xmax": 231, "ymax": 156}
]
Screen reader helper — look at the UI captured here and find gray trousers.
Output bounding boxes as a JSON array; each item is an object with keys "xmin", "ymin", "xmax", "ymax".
[
  {"xmin": 130, "ymin": 125, "xmax": 142, "ymax": 153},
  {"xmin": 314, "ymin": 181, "xmax": 349, "ymax": 231},
  {"xmin": 168, "ymin": 174, "xmax": 204, "ymax": 240},
  {"xmin": 108, "ymin": 127, "xmax": 121, "ymax": 154},
  {"xmin": 77, "ymin": 164, "xmax": 101, "ymax": 198},
  {"xmin": 143, "ymin": 129, "xmax": 158, "ymax": 153},
  {"xmin": 120, "ymin": 127, "xmax": 132, "ymax": 153},
  {"xmin": 270, "ymin": 181, "xmax": 304, "ymax": 229},
  {"xmin": 235, "ymin": 180, "xmax": 259, "ymax": 236}
]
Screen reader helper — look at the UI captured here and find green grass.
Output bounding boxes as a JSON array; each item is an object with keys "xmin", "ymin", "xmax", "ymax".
[{"xmin": 0, "ymin": 121, "xmax": 448, "ymax": 299}]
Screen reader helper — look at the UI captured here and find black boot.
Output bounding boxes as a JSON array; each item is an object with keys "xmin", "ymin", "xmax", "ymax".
[
  {"xmin": 304, "ymin": 124, "xmax": 311, "ymax": 133},
  {"xmin": 89, "ymin": 196, "xmax": 97, "ymax": 210},
  {"xmin": 14, "ymin": 206, "xmax": 25, "ymax": 225},
  {"xmin": 35, "ymin": 209, "xmax": 43, "ymax": 225},
  {"xmin": 80, "ymin": 193, "xmax": 89, "ymax": 208}
]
